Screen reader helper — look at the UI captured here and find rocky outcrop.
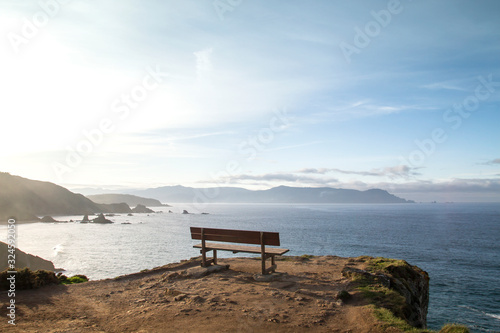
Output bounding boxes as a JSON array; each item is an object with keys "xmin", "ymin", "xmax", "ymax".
[
  {"xmin": 131, "ymin": 204, "xmax": 154, "ymax": 213},
  {"xmin": 0, "ymin": 242, "xmax": 56, "ymax": 271},
  {"xmin": 92, "ymin": 213, "xmax": 113, "ymax": 224},
  {"xmin": 342, "ymin": 257, "xmax": 429, "ymax": 328},
  {"xmin": 40, "ymin": 216, "xmax": 58, "ymax": 222},
  {"xmin": 383, "ymin": 260, "xmax": 429, "ymax": 328}
]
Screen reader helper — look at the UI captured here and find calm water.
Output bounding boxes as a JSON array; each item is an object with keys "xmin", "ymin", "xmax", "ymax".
[{"xmin": 1, "ymin": 203, "xmax": 499, "ymax": 331}]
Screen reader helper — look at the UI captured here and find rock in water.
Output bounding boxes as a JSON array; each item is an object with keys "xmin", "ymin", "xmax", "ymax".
[
  {"xmin": 40, "ymin": 216, "xmax": 58, "ymax": 222},
  {"xmin": 92, "ymin": 213, "xmax": 113, "ymax": 224},
  {"xmin": 131, "ymin": 204, "xmax": 154, "ymax": 213}
]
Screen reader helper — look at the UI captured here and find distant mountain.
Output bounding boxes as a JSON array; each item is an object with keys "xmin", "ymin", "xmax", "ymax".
[
  {"xmin": 87, "ymin": 194, "xmax": 167, "ymax": 207},
  {"xmin": 0, "ymin": 173, "xmax": 134, "ymax": 221},
  {"xmin": 131, "ymin": 185, "xmax": 414, "ymax": 204}
]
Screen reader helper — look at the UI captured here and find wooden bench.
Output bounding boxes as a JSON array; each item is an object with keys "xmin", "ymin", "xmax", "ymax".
[{"xmin": 190, "ymin": 227, "xmax": 289, "ymax": 275}]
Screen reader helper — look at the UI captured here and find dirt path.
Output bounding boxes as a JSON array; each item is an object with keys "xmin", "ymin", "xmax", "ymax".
[{"xmin": 0, "ymin": 256, "xmax": 399, "ymax": 332}]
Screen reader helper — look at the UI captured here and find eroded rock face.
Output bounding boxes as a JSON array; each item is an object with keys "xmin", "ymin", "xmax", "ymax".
[
  {"xmin": 342, "ymin": 258, "xmax": 430, "ymax": 328},
  {"xmin": 384, "ymin": 262, "xmax": 429, "ymax": 328}
]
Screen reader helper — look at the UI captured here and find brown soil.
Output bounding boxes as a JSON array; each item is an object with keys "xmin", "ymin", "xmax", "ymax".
[{"xmin": 0, "ymin": 256, "xmax": 403, "ymax": 332}]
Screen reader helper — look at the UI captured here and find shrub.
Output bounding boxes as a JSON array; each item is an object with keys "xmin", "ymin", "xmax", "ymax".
[
  {"xmin": 58, "ymin": 273, "xmax": 89, "ymax": 285},
  {"xmin": 0, "ymin": 268, "xmax": 59, "ymax": 290}
]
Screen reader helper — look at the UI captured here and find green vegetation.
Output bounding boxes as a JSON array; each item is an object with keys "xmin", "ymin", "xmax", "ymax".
[
  {"xmin": 371, "ymin": 306, "xmax": 420, "ymax": 332},
  {"xmin": 0, "ymin": 268, "xmax": 59, "ymax": 290},
  {"xmin": 439, "ymin": 324, "xmax": 470, "ymax": 333},
  {"xmin": 365, "ymin": 257, "xmax": 409, "ymax": 272},
  {"xmin": 0, "ymin": 268, "xmax": 89, "ymax": 290},
  {"xmin": 358, "ymin": 284, "xmax": 407, "ymax": 319},
  {"xmin": 347, "ymin": 257, "xmax": 468, "ymax": 333},
  {"xmin": 58, "ymin": 274, "xmax": 89, "ymax": 285}
]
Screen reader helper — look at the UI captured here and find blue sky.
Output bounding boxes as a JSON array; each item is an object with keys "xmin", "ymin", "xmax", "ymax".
[{"xmin": 0, "ymin": 0, "xmax": 499, "ymax": 202}]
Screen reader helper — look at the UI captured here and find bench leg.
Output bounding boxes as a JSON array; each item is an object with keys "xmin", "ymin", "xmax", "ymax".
[
  {"xmin": 200, "ymin": 249, "xmax": 215, "ymax": 267},
  {"xmin": 260, "ymin": 232, "xmax": 266, "ymax": 275},
  {"xmin": 201, "ymin": 249, "xmax": 207, "ymax": 267}
]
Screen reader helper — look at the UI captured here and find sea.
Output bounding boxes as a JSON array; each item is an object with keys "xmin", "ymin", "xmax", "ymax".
[{"xmin": 1, "ymin": 203, "xmax": 499, "ymax": 332}]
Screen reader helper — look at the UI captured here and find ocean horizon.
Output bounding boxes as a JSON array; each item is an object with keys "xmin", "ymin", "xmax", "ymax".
[{"xmin": 1, "ymin": 202, "xmax": 499, "ymax": 332}]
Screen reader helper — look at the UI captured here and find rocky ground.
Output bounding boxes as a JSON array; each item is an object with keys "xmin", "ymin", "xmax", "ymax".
[{"xmin": 0, "ymin": 255, "xmax": 424, "ymax": 332}]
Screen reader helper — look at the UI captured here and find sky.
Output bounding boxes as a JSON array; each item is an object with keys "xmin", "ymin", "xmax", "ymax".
[{"xmin": 0, "ymin": 0, "xmax": 499, "ymax": 202}]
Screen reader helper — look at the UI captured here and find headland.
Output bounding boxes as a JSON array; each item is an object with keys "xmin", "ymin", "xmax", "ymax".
[{"xmin": 0, "ymin": 255, "xmax": 436, "ymax": 332}]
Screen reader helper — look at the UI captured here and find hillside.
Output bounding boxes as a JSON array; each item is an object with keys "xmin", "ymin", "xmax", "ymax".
[
  {"xmin": 132, "ymin": 185, "xmax": 414, "ymax": 204},
  {"xmin": 0, "ymin": 173, "xmax": 134, "ymax": 221},
  {"xmin": 86, "ymin": 194, "xmax": 166, "ymax": 207},
  {"xmin": 0, "ymin": 242, "xmax": 55, "ymax": 271}
]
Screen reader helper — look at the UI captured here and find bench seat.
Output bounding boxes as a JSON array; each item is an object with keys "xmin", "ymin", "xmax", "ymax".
[{"xmin": 194, "ymin": 242, "xmax": 289, "ymax": 256}]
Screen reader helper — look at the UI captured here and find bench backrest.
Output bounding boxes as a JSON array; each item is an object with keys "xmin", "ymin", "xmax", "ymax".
[{"xmin": 190, "ymin": 227, "xmax": 281, "ymax": 246}]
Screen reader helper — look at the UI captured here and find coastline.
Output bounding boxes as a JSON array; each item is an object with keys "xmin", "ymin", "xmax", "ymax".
[{"xmin": 0, "ymin": 219, "xmax": 41, "ymax": 225}]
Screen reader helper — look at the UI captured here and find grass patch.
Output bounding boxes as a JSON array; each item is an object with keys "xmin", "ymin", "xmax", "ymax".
[
  {"xmin": 358, "ymin": 283, "xmax": 407, "ymax": 319},
  {"xmin": 371, "ymin": 306, "xmax": 420, "ymax": 332},
  {"xmin": 439, "ymin": 324, "xmax": 470, "ymax": 333},
  {"xmin": 365, "ymin": 257, "xmax": 409, "ymax": 273}
]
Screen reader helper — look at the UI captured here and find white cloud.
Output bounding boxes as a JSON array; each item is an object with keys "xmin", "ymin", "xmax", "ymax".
[{"xmin": 298, "ymin": 165, "xmax": 421, "ymax": 179}]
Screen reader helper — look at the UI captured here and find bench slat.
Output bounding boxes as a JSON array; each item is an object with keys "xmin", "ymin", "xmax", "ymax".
[
  {"xmin": 190, "ymin": 227, "xmax": 281, "ymax": 246},
  {"xmin": 194, "ymin": 242, "xmax": 289, "ymax": 256}
]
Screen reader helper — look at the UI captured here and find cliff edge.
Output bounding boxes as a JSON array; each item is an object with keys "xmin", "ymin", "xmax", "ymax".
[{"xmin": 0, "ymin": 255, "xmax": 429, "ymax": 332}]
